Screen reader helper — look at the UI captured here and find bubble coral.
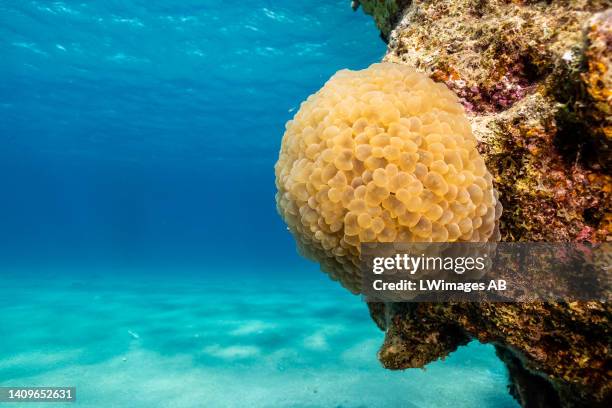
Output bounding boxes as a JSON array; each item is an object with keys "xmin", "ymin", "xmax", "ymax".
[{"xmin": 275, "ymin": 63, "xmax": 502, "ymax": 292}]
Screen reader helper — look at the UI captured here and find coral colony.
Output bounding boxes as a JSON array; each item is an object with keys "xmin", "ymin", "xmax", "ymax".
[{"xmin": 275, "ymin": 63, "xmax": 501, "ymax": 292}]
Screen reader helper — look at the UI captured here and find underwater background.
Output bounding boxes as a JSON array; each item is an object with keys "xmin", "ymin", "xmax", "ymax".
[{"xmin": 0, "ymin": 1, "xmax": 518, "ymax": 407}]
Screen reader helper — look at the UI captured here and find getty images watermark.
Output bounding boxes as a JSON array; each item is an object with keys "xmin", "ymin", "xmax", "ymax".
[{"xmin": 361, "ymin": 242, "xmax": 610, "ymax": 302}]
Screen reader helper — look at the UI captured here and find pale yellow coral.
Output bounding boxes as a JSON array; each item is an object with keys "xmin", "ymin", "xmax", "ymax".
[{"xmin": 275, "ymin": 63, "xmax": 502, "ymax": 292}]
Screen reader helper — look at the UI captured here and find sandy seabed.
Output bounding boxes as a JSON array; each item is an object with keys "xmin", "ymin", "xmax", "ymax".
[{"xmin": 0, "ymin": 271, "xmax": 518, "ymax": 407}]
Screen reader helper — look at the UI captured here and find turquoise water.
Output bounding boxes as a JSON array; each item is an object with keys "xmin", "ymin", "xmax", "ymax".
[{"xmin": 0, "ymin": 1, "xmax": 518, "ymax": 407}]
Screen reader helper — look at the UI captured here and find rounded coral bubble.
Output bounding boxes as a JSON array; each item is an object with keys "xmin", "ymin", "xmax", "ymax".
[{"xmin": 275, "ymin": 63, "xmax": 502, "ymax": 292}]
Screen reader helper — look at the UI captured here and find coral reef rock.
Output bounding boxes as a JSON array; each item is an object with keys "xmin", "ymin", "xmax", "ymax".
[{"xmin": 353, "ymin": 1, "xmax": 611, "ymax": 407}]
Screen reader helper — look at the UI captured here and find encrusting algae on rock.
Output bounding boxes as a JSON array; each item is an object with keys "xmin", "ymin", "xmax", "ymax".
[
  {"xmin": 275, "ymin": 63, "xmax": 502, "ymax": 293},
  {"xmin": 356, "ymin": 0, "xmax": 611, "ymax": 243}
]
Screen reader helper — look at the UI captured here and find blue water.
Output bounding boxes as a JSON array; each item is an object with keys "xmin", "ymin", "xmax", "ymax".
[{"xmin": 0, "ymin": 1, "xmax": 518, "ymax": 407}]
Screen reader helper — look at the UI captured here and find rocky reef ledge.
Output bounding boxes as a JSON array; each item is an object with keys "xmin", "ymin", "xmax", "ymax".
[{"xmin": 352, "ymin": 1, "xmax": 611, "ymax": 407}]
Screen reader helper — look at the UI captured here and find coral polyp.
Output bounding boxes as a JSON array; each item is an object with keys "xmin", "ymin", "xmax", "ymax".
[{"xmin": 275, "ymin": 63, "xmax": 501, "ymax": 292}]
